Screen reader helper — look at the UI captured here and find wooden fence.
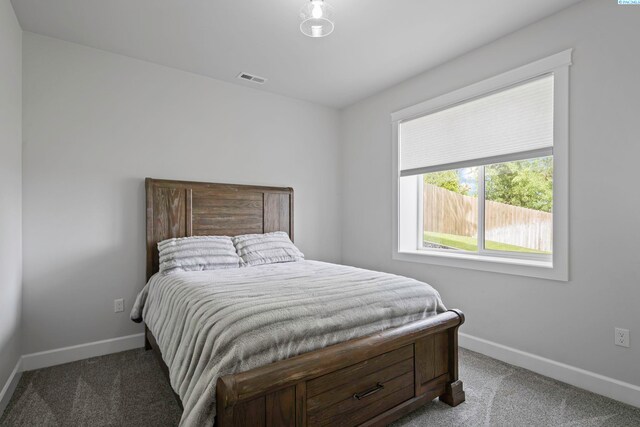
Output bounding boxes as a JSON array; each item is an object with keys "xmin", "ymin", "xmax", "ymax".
[{"xmin": 423, "ymin": 184, "xmax": 552, "ymax": 252}]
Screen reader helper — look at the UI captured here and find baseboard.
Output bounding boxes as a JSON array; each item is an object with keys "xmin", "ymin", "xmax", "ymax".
[
  {"xmin": 459, "ymin": 332, "xmax": 640, "ymax": 408},
  {"xmin": 21, "ymin": 333, "xmax": 145, "ymax": 372},
  {"xmin": 9, "ymin": 331, "xmax": 640, "ymax": 412},
  {"xmin": 0, "ymin": 358, "xmax": 22, "ymax": 417}
]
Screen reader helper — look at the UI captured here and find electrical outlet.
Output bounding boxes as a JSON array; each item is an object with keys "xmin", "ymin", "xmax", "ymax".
[
  {"xmin": 615, "ymin": 328, "xmax": 629, "ymax": 348},
  {"xmin": 114, "ymin": 298, "xmax": 124, "ymax": 313}
]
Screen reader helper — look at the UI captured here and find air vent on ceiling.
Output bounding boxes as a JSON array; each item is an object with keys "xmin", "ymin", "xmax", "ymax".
[{"xmin": 237, "ymin": 72, "xmax": 267, "ymax": 85}]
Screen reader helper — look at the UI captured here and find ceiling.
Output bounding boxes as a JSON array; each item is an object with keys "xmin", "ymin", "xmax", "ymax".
[{"xmin": 11, "ymin": 0, "xmax": 583, "ymax": 108}]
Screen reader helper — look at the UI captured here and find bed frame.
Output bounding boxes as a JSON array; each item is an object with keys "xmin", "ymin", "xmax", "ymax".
[{"xmin": 144, "ymin": 178, "xmax": 465, "ymax": 426}]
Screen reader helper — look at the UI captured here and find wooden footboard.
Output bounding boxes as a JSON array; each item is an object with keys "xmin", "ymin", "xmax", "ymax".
[{"xmin": 215, "ymin": 309, "xmax": 465, "ymax": 427}]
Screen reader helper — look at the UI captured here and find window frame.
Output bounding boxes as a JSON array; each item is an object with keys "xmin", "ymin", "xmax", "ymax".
[{"xmin": 391, "ymin": 50, "xmax": 571, "ymax": 281}]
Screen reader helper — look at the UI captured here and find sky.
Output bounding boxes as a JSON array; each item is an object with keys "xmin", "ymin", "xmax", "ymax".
[{"xmin": 458, "ymin": 167, "xmax": 478, "ymax": 197}]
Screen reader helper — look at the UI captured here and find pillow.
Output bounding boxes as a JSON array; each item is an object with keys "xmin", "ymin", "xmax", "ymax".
[
  {"xmin": 158, "ymin": 235, "xmax": 242, "ymax": 274},
  {"xmin": 233, "ymin": 231, "xmax": 304, "ymax": 267}
]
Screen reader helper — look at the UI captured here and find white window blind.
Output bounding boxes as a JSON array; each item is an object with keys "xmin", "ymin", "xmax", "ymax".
[{"xmin": 399, "ymin": 74, "xmax": 554, "ymax": 176}]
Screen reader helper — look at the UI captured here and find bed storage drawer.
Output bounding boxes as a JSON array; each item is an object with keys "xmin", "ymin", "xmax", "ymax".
[{"xmin": 305, "ymin": 345, "xmax": 415, "ymax": 426}]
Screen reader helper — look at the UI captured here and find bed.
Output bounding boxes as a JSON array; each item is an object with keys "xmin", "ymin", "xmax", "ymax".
[{"xmin": 139, "ymin": 178, "xmax": 465, "ymax": 426}]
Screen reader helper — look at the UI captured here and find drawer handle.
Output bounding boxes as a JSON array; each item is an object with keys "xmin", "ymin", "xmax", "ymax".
[{"xmin": 353, "ymin": 383, "xmax": 384, "ymax": 400}]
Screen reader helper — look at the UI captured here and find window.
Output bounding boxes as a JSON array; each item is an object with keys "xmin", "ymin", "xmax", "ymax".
[
  {"xmin": 421, "ymin": 156, "xmax": 553, "ymax": 256},
  {"xmin": 392, "ymin": 50, "xmax": 571, "ymax": 280}
]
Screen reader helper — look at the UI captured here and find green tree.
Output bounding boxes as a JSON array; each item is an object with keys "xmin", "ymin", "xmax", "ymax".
[
  {"xmin": 485, "ymin": 157, "xmax": 553, "ymax": 212},
  {"xmin": 423, "ymin": 170, "xmax": 469, "ymax": 195}
]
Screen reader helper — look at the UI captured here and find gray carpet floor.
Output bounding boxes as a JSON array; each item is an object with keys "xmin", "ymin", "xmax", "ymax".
[{"xmin": 1, "ymin": 348, "xmax": 639, "ymax": 426}]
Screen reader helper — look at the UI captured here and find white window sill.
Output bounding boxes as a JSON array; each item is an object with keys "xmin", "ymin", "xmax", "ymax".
[{"xmin": 393, "ymin": 249, "xmax": 567, "ymax": 281}]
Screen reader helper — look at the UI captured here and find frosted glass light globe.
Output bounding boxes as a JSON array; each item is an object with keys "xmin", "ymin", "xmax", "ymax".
[{"xmin": 300, "ymin": 0, "xmax": 334, "ymax": 38}]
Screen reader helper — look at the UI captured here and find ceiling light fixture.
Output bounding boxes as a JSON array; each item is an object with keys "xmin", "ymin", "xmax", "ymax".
[{"xmin": 300, "ymin": 0, "xmax": 334, "ymax": 38}]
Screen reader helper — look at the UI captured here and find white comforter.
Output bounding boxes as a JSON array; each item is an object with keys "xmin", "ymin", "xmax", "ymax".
[{"xmin": 131, "ymin": 260, "xmax": 446, "ymax": 426}]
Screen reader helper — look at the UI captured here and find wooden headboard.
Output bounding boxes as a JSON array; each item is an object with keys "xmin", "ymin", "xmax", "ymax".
[{"xmin": 146, "ymin": 178, "xmax": 294, "ymax": 279}]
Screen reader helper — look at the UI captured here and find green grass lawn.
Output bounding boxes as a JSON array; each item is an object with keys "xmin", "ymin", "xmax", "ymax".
[{"xmin": 424, "ymin": 231, "xmax": 550, "ymax": 254}]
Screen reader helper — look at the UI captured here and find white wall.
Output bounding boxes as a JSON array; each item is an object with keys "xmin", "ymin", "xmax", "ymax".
[
  {"xmin": 0, "ymin": 0, "xmax": 22, "ymax": 396},
  {"xmin": 341, "ymin": 0, "xmax": 640, "ymax": 388},
  {"xmin": 22, "ymin": 33, "xmax": 342, "ymax": 354}
]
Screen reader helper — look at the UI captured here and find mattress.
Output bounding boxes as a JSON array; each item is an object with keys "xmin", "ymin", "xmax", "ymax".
[{"xmin": 131, "ymin": 260, "xmax": 446, "ymax": 426}]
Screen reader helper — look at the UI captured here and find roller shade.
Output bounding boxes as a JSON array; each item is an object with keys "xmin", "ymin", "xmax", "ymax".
[{"xmin": 399, "ymin": 74, "xmax": 554, "ymax": 176}]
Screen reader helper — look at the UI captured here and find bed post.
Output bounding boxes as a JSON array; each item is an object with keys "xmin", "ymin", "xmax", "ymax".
[
  {"xmin": 144, "ymin": 325, "xmax": 152, "ymax": 351},
  {"xmin": 439, "ymin": 309, "xmax": 465, "ymax": 406}
]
